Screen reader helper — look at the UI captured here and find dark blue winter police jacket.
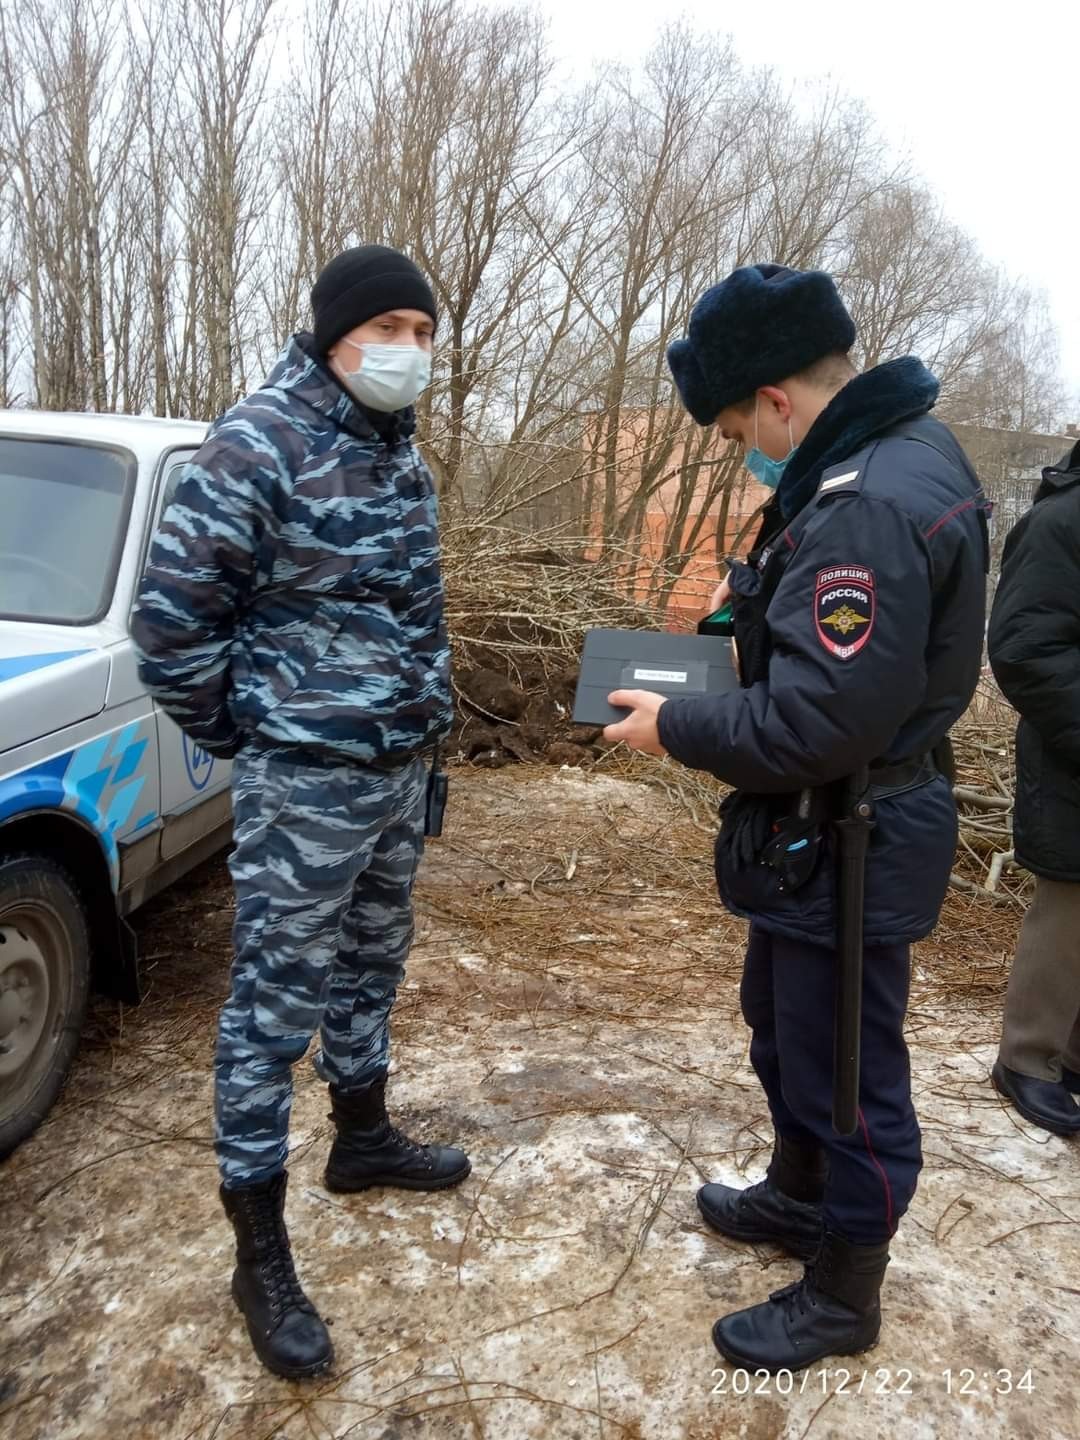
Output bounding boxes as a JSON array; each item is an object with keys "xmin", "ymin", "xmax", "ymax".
[{"xmin": 657, "ymin": 358, "xmax": 990, "ymax": 946}]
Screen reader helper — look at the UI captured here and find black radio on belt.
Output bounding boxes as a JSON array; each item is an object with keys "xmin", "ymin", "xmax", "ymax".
[{"xmin": 425, "ymin": 747, "xmax": 449, "ymax": 838}]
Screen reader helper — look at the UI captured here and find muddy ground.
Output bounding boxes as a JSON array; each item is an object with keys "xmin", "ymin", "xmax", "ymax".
[{"xmin": 1, "ymin": 766, "xmax": 1078, "ymax": 1440}]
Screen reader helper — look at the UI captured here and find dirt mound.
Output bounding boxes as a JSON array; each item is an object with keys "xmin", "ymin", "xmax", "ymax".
[
  {"xmin": 439, "ymin": 523, "xmax": 665, "ymax": 768},
  {"xmin": 451, "ymin": 665, "xmax": 605, "ymax": 768}
]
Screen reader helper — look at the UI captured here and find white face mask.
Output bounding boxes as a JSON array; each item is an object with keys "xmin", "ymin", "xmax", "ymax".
[{"xmin": 337, "ymin": 340, "xmax": 432, "ymax": 412}]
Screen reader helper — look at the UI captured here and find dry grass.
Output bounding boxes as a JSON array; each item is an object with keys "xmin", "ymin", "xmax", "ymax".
[{"xmin": 6, "ymin": 764, "xmax": 1074, "ymax": 1440}]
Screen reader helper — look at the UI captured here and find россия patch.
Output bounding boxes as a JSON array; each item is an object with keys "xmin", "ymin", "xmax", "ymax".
[{"xmin": 815, "ymin": 565, "xmax": 875, "ymax": 660}]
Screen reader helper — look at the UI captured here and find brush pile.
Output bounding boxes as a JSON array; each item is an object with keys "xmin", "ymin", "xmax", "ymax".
[{"xmin": 441, "ymin": 519, "xmax": 676, "ymax": 767}]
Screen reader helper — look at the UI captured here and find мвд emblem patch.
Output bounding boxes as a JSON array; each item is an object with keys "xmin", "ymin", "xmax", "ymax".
[{"xmin": 815, "ymin": 566, "xmax": 875, "ymax": 659}]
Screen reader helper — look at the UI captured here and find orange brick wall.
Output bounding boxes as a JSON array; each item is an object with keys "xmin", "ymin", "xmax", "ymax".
[{"xmin": 587, "ymin": 410, "xmax": 768, "ymax": 629}]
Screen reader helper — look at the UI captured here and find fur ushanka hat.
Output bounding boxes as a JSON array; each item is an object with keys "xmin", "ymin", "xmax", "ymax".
[{"xmin": 667, "ymin": 264, "xmax": 857, "ymax": 425}]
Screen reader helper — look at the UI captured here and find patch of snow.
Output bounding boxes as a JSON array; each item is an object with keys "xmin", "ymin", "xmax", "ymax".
[{"xmin": 456, "ymin": 953, "xmax": 487, "ymax": 970}]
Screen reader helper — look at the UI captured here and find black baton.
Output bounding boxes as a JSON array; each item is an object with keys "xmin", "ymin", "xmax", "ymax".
[{"xmin": 832, "ymin": 766, "xmax": 875, "ymax": 1135}]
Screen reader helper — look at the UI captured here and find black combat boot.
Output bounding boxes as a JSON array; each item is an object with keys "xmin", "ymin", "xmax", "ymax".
[
  {"xmin": 324, "ymin": 1075, "xmax": 471, "ymax": 1193},
  {"xmin": 697, "ymin": 1135, "xmax": 826, "ymax": 1261},
  {"xmin": 712, "ymin": 1231, "xmax": 890, "ymax": 1373},
  {"xmin": 221, "ymin": 1172, "xmax": 334, "ymax": 1379}
]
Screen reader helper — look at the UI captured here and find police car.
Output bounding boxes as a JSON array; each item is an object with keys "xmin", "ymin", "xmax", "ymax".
[{"xmin": 0, "ymin": 411, "xmax": 232, "ymax": 1158}]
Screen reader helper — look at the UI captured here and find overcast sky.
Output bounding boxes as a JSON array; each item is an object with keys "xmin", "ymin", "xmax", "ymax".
[{"xmin": 542, "ymin": 0, "xmax": 1080, "ymax": 414}]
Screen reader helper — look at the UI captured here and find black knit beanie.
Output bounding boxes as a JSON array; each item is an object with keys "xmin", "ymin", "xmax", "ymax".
[
  {"xmin": 667, "ymin": 264, "xmax": 857, "ymax": 425},
  {"xmin": 311, "ymin": 245, "xmax": 438, "ymax": 356}
]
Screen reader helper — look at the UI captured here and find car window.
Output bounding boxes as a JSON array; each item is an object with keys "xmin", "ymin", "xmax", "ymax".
[
  {"xmin": 128, "ymin": 451, "xmax": 197, "ymax": 629},
  {"xmin": 0, "ymin": 438, "xmax": 136, "ymax": 624},
  {"xmin": 161, "ymin": 458, "xmax": 192, "ymax": 513}
]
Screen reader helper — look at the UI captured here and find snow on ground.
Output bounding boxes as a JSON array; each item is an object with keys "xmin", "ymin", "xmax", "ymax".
[{"xmin": 1, "ymin": 767, "xmax": 1077, "ymax": 1440}]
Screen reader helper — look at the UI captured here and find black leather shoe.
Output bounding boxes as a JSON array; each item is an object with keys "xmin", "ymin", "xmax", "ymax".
[
  {"xmin": 712, "ymin": 1232, "xmax": 888, "ymax": 1373},
  {"xmin": 992, "ymin": 1062, "xmax": 1080, "ymax": 1137},
  {"xmin": 221, "ymin": 1172, "xmax": 334, "ymax": 1379},
  {"xmin": 325, "ymin": 1077, "xmax": 472, "ymax": 1193},
  {"xmin": 1062, "ymin": 1065, "xmax": 1080, "ymax": 1096},
  {"xmin": 698, "ymin": 1178, "xmax": 823, "ymax": 1261}
]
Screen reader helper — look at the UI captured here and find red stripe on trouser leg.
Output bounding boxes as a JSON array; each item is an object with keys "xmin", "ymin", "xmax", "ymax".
[{"xmin": 858, "ymin": 1105, "xmax": 895, "ymax": 1235}]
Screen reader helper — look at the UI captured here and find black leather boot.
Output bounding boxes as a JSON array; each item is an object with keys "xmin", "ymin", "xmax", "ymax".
[
  {"xmin": 992, "ymin": 1062, "xmax": 1080, "ymax": 1136},
  {"xmin": 697, "ymin": 1136, "xmax": 826, "ymax": 1261},
  {"xmin": 221, "ymin": 1172, "xmax": 334, "ymax": 1379},
  {"xmin": 324, "ymin": 1076, "xmax": 471, "ymax": 1193},
  {"xmin": 712, "ymin": 1231, "xmax": 889, "ymax": 1373},
  {"xmin": 1062, "ymin": 1065, "xmax": 1080, "ymax": 1096}
]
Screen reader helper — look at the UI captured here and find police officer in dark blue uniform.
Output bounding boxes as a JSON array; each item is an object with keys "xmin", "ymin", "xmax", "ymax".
[{"xmin": 605, "ymin": 265, "xmax": 989, "ymax": 1372}]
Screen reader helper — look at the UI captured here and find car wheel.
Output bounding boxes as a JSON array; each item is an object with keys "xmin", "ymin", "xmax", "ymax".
[{"xmin": 0, "ymin": 855, "xmax": 91, "ymax": 1160}]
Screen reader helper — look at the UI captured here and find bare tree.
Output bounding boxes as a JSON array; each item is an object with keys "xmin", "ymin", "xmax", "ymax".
[
  {"xmin": 346, "ymin": 0, "xmax": 561, "ymax": 496},
  {"xmin": 168, "ymin": 0, "xmax": 277, "ymax": 418},
  {"xmin": 0, "ymin": 170, "xmax": 23, "ymax": 406},
  {"xmin": 255, "ymin": 0, "xmax": 353, "ymax": 368},
  {"xmin": 0, "ymin": 0, "xmax": 1066, "ymax": 597}
]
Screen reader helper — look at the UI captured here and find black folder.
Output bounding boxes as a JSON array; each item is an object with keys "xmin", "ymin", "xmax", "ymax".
[{"xmin": 572, "ymin": 627, "xmax": 738, "ymax": 727}]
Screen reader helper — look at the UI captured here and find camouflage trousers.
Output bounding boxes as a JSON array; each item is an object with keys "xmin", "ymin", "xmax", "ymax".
[{"xmin": 215, "ymin": 745, "xmax": 427, "ymax": 1188}]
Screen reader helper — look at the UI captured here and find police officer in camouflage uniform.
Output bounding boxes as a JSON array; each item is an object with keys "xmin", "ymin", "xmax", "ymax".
[
  {"xmin": 607, "ymin": 265, "xmax": 989, "ymax": 1373},
  {"xmin": 133, "ymin": 246, "xmax": 469, "ymax": 1379}
]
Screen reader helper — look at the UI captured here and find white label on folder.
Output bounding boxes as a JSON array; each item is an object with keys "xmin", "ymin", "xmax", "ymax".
[{"xmin": 633, "ymin": 668, "xmax": 687, "ymax": 684}]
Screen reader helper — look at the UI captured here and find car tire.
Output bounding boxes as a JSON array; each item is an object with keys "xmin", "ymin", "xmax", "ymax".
[{"xmin": 0, "ymin": 854, "xmax": 91, "ymax": 1160}]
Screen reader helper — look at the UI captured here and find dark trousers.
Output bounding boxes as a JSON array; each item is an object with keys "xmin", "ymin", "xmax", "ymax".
[{"xmin": 740, "ymin": 925, "xmax": 922, "ymax": 1245}]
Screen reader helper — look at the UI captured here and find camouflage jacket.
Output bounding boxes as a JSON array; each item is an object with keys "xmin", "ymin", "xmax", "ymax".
[{"xmin": 132, "ymin": 334, "xmax": 452, "ymax": 764}]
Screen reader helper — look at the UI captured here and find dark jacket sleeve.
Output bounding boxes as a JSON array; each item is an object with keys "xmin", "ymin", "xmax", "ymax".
[
  {"xmin": 988, "ymin": 498, "xmax": 1080, "ymax": 766},
  {"xmin": 657, "ymin": 494, "xmax": 932, "ymax": 792},
  {"xmin": 131, "ymin": 416, "xmax": 278, "ymax": 755}
]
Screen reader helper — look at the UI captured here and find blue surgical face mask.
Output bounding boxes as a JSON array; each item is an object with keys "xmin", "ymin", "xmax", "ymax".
[
  {"xmin": 338, "ymin": 340, "xmax": 432, "ymax": 412},
  {"xmin": 744, "ymin": 395, "xmax": 796, "ymax": 490}
]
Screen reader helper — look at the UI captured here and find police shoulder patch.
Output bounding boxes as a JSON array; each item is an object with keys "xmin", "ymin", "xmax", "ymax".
[
  {"xmin": 819, "ymin": 468, "xmax": 860, "ymax": 492},
  {"xmin": 814, "ymin": 566, "xmax": 875, "ymax": 659}
]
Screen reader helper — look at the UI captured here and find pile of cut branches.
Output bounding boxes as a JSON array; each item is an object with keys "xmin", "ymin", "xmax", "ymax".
[
  {"xmin": 949, "ymin": 682, "xmax": 1027, "ymax": 907},
  {"xmin": 440, "ymin": 518, "xmax": 686, "ymax": 767}
]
